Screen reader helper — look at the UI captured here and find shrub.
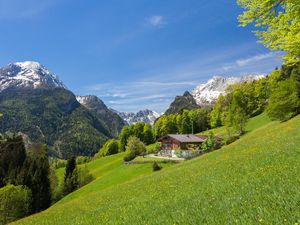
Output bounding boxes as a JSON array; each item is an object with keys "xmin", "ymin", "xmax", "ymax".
[
  {"xmin": 95, "ymin": 139, "xmax": 120, "ymax": 158},
  {"xmin": 77, "ymin": 166, "xmax": 95, "ymax": 188},
  {"xmin": 76, "ymin": 156, "xmax": 92, "ymax": 165},
  {"xmin": 123, "ymin": 136, "xmax": 146, "ymax": 162},
  {"xmin": 222, "ymin": 135, "xmax": 240, "ymax": 145},
  {"xmin": 152, "ymin": 162, "xmax": 162, "ymax": 171},
  {"xmin": 146, "ymin": 142, "xmax": 161, "ymax": 154},
  {"xmin": 201, "ymin": 132, "xmax": 217, "ymax": 152},
  {"xmin": 0, "ymin": 185, "xmax": 31, "ymax": 224}
]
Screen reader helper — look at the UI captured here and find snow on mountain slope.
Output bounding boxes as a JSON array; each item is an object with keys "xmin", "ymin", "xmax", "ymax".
[
  {"xmin": 0, "ymin": 61, "xmax": 66, "ymax": 92},
  {"xmin": 76, "ymin": 95, "xmax": 108, "ymax": 110},
  {"xmin": 191, "ymin": 75, "xmax": 265, "ymax": 107},
  {"xmin": 114, "ymin": 109, "xmax": 161, "ymax": 125}
]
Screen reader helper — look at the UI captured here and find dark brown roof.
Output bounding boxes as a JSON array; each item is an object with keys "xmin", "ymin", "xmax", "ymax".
[{"xmin": 159, "ymin": 134, "xmax": 206, "ymax": 143}]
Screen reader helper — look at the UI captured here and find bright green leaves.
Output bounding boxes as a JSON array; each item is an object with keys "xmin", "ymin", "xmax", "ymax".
[{"xmin": 237, "ymin": 0, "xmax": 300, "ymax": 65}]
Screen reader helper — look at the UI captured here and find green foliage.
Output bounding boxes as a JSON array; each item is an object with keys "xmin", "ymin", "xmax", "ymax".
[
  {"xmin": 119, "ymin": 126, "xmax": 130, "ymax": 151},
  {"xmin": 146, "ymin": 142, "xmax": 161, "ymax": 154},
  {"xmin": 119, "ymin": 122, "xmax": 155, "ymax": 151},
  {"xmin": 77, "ymin": 166, "xmax": 95, "ymax": 188},
  {"xmin": 152, "ymin": 162, "xmax": 162, "ymax": 171},
  {"xmin": 63, "ymin": 157, "xmax": 78, "ymax": 196},
  {"xmin": 123, "ymin": 136, "xmax": 146, "ymax": 162},
  {"xmin": 222, "ymin": 135, "xmax": 240, "ymax": 145},
  {"xmin": 201, "ymin": 132, "xmax": 217, "ymax": 152},
  {"xmin": 226, "ymin": 90, "xmax": 249, "ymax": 134},
  {"xmin": 143, "ymin": 123, "xmax": 154, "ymax": 145},
  {"xmin": 238, "ymin": 0, "xmax": 300, "ymax": 65},
  {"xmin": 0, "ymin": 185, "xmax": 31, "ymax": 225},
  {"xmin": 95, "ymin": 139, "xmax": 120, "ymax": 158},
  {"xmin": 0, "ymin": 133, "xmax": 26, "ymax": 187},
  {"xmin": 76, "ymin": 156, "xmax": 92, "ymax": 165},
  {"xmin": 154, "ymin": 109, "xmax": 210, "ymax": 138},
  {"xmin": 20, "ymin": 144, "xmax": 52, "ymax": 213},
  {"xmin": 266, "ymin": 77, "xmax": 300, "ymax": 121}
]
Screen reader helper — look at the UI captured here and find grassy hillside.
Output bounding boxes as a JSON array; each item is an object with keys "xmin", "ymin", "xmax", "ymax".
[
  {"xmin": 54, "ymin": 153, "xmax": 175, "ymax": 205},
  {"xmin": 200, "ymin": 112, "xmax": 271, "ymax": 135},
  {"xmin": 13, "ymin": 115, "xmax": 300, "ymax": 224}
]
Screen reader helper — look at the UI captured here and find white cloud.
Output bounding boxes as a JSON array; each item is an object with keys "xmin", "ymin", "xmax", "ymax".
[
  {"xmin": 236, "ymin": 52, "xmax": 281, "ymax": 67},
  {"xmin": 222, "ymin": 51, "xmax": 283, "ymax": 72},
  {"xmin": 146, "ymin": 15, "xmax": 166, "ymax": 27}
]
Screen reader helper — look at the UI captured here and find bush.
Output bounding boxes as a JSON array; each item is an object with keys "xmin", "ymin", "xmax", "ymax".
[
  {"xmin": 123, "ymin": 150, "xmax": 136, "ymax": 162},
  {"xmin": 95, "ymin": 139, "xmax": 120, "ymax": 158},
  {"xmin": 76, "ymin": 156, "xmax": 92, "ymax": 165},
  {"xmin": 123, "ymin": 136, "xmax": 146, "ymax": 162},
  {"xmin": 201, "ymin": 132, "xmax": 217, "ymax": 152},
  {"xmin": 146, "ymin": 142, "xmax": 161, "ymax": 154},
  {"xmin": 77, "ymin": 166, "xmax": 95, "ymax": 188},
  {"xmin": 0, "ymin": 185, "xmax": 31, "ymax": 224},
  {"xmin": 222, "ymin": 135, "xmax": 240, "ymax": 145},
  {"xmin": 152, "ymin": 162, "xmax": 162, "ymax": 171}
]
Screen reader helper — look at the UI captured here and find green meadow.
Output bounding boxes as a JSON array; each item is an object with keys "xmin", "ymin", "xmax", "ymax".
[
  {"xmin": 12, "ymin": 114, "xmax": 300, "ymax": 224},
  {"xmin": 200, "ymin": 112, "xmax": 271, "ymax": 136}
]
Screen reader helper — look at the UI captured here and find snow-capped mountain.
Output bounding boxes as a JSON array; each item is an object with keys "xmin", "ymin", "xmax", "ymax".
[
  {"xmin": 76, "ymin": 95, "xmax": 107, "ymax": 110},
  {"xmin": 0, "ymin": 61, "xmax": 66, "ymax": 92},
  {"xmin": 115, "ymin": 109, "xmax": 161, "ymax": 125},
  {"xmin": 191, "ymin": 75, "xmax": 265, "ymax": 107}
]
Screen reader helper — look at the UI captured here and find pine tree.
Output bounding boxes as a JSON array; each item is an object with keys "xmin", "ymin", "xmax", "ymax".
[
  {"xmin": 20, "ymin": 144, "xmax": 52, "ymax": 213},
  {"xmin": 63, "ymin": 156, "xmax": 78, "ymax": 196}
]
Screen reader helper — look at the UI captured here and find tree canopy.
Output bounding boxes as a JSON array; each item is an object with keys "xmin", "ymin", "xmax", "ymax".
[{"xmin": 237, "ymin": 0, "xmax": 300, "ymax": 65}]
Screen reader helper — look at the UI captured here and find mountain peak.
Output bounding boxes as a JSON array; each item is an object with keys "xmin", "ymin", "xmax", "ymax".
[
  {"xmin": 76, "ymin": 95, "xmax": 107, "ymax": 110},
  {"xmin": 191, "ymin": 74, "xmax": 265, "ymax": 107},
  {"xmin": 0, "ymin": 61, "xmax": 66, "ymax": 92}
]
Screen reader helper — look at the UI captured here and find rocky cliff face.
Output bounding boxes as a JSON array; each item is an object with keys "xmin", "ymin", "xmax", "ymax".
[{"xmin": 164, "ymin": 91, "xmax": 199, "ymax": 115}]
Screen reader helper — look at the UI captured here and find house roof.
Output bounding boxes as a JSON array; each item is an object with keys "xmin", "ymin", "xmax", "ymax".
[{"xmin": 159, "ymin": 134, "xmax": 206, "ymax": 143}]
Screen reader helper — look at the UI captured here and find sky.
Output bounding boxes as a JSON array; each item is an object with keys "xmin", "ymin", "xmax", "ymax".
[{"xmin": 0, "ymin": 0, "xmax": 283, "ymax": 113}]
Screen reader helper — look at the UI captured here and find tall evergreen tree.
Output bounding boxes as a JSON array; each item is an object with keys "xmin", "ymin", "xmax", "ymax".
[
  {"xmin": 0, "ymin": 133, "xmax": 26, "ymax": 188},
  {"xmin": 63, "ymin": 156, "xmax": 78, "ymax": 196},
  {"xmin": 20, "ymin": 144, "xmax": 52, "ymax": 213}
]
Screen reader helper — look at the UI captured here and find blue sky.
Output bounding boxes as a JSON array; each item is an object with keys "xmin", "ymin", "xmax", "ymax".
[{"xmin": 0, "ymin": 0, "xmax": 282, "ymax": 113}]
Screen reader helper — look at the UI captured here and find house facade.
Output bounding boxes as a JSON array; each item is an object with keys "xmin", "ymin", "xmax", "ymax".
[{"xmin": 158, "ymin": 134, "xmax": 207, "ymax": 158}]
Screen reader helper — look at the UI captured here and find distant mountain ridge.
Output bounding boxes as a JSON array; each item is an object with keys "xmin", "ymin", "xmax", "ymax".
[
  {"xmin": 191, "ymin": 75, "xmax": 265, "ymax": 107},
  {"xmin": 113, "ymin": 109, "xmax": 161, "ymax": 125}
]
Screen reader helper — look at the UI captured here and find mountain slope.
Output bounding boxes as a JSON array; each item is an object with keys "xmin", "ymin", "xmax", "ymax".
[
  {"xmin": 115, "ymin": 109, "xmax": 160, "ymax": 125},
  {"xmin": 0, "ymin": 62, "xmax": 124, "ymax": 158},
  {"xmin": 191, "ymin": 75, "xmax": 264, "ymax": 107},
  {"xmin": 14, "ymin": 114, "xmax": 300, "ymax": 224},
  {"xmin": 76, "ymin": 95, "xmax": 126, "ymax": 136},
  {"xmin": 165, "ymin": 91, "xmax": 199, "ymax": 115},
  {"xmin": 0, "ymin": 88, "xmax": 111, "ymax": 158}
]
